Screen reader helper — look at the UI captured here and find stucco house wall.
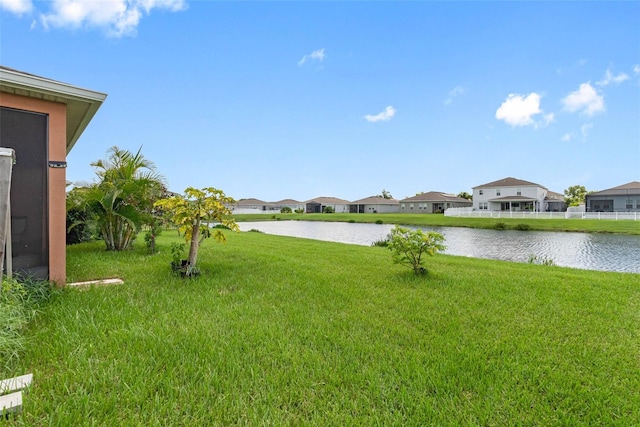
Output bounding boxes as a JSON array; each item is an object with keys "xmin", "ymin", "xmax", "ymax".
[{"xmin": 0, "ymin": 66, "xmax": 106, "ymax": 284}]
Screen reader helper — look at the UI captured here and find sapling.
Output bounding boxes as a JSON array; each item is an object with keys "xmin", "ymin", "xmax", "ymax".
[
  {"xmin": 387, "ymin": 225, "xmax": 446, "ymax": 275},
  {"xmin": 155, "ymin": 187, "xmax": 238, "ymax": 277}
]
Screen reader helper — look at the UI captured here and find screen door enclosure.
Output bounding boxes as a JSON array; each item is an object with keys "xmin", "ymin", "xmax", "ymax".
[{"xmin": 0, "ymin": 106, "xmax": 49, "ymax": 279}]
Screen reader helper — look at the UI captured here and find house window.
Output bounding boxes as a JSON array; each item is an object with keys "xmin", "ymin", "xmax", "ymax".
[
  {"xmin": 496, "ymin": 189, "xmax": 501, "ymax": 196},
  {"xmin": 517, "ymin": 188, "xmax": 521, "ymax": 196},
  {"xmin": 479, "ymin": 202, "xmax": 488, "ymax": 210},
  {"xmin": 637, "ymin": 200, "xmax": 640, "ymax": 209},
  {"xmin": 410, "ymin": 204, "xmax": 414, "ymax": 210},
  {"xmin": 479, "ymin": 190, "xmax": 483, "ymax": 195},
  {"xmin": 626, "ymin": 199, "xmax": 633, "ymax": 209}
]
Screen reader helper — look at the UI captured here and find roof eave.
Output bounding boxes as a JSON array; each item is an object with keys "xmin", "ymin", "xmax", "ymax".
[{"xmin": 0, "ymin": 67, "xmax": 107, "ymax": 153}]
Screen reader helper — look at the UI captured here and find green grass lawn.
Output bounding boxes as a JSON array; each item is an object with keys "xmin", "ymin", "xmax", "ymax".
[
  {"xmin": 4, "ymin": 231, "xmax": 640, "ymax": 425},
  {"xmin": 235, "ymin": 212, "xmax": 640, "ymax": 235}
]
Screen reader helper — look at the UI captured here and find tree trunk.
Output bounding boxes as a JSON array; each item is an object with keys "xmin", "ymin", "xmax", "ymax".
[{"xmin": 187, "ymin": 216, "xmax": 200, "ymax": 268}]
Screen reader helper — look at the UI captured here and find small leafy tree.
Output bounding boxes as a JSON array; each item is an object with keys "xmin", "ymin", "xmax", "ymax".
[
  {"xmin": 323, "ymin": 206, "xmax": 334, "ymax": 213},
  {"xmin": 457, "ymin": 191, "xmax": 472, "ymax": 200},
  {"xmin": 387, "ymin": 225, "xmax": 446, "ymax": 275},
  {"xmin": 154, "ymin": 187, "xmax": 239, "ymax": 276},
  {"xmin": 564, "ymin": 185, "xmax": 588, "ymax": 207}
]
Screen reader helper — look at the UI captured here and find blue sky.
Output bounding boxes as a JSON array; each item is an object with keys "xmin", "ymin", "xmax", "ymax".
[{"xmin": 1, "ymin": 0, "xmax": 639, "ymax": 202}]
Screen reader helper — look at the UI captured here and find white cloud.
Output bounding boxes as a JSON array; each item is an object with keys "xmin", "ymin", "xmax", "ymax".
[
  {"xmin": 0, "ymin": 0, "xmax": 32, "ymax": 14},
  {"xmin": 298, "ymin": 48, "xmax": 326, "ymax": 67},
  {"xmin": 364, "ymin": 106, "xmax": 396, "ymax": 123},
  {"xmin": 541, "ymin": 113, "xmax": 555, "ymax": 127},
  {"xmin": 581, "ymin": 123, "xmax": 593, "ymax": 140},
  {"xmin": 562, "ymin": 83, "xmax": 604, "ymax": 116},
  {"xmin": 40, "ymin": 0, "xmax": 187, "ymax": 37},
  {"xmin": 597, "ymin": 68, "xmax": 629, "ymax": 86},
  {"xmin": 444, "ymin": 86, "xmax": 464, "ymax": 105},
  {"xmin": 561, "ymin": 133, "xmax": 572, "ymax": 142},
  {"xmin": 495, "ymin": 92, "xmax": 549, "ymax": 127},
  {"xmin": 634, "ymin": 65, "xmax": 640, "ymax": 75}
]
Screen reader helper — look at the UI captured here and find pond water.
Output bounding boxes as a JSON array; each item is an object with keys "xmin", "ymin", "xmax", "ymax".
[{"xmin": 237, "ymin": 221, "xmax": 640, "ymax": 274}]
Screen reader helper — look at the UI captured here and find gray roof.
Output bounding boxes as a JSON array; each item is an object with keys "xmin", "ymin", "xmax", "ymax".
[
  {"xmin": 400, "ymin": 191, "xmax": 471, "ymax": 203},
  {"xmin": 350, "ymin": 196, "xmax": 399, "ymax": 205},
  {"xmin": 588, "ymin": 181, "xmax": 640, "ymax": 197},
  {"xmin": 273, "ymin": 199, "xmax": 302, "ymax": 205},
  {"xmin": 305, "ymin": 196, "xmax": 351, "ymax": 205},
  {"xmin": 235, "ymin": 198, "xmax": 268, "ymax": 206},
  {"xmin": 473, "ymin": 177, "xmax": 546, "ymax": 189}
]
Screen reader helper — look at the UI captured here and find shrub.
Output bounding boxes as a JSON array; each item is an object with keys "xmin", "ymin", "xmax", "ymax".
[
  {"xmin": 371, "ymin": 236, "xmax": 390, "ymax": 247},
  {"xmin": 514, "ymin": 223, "xmax": 531, "ymax": 231},
  {"xmin": 387, "ymin": 225, "xmax": 446, "ymax": 275},
  {"xmin": 528, "ymin": 254, "xmax": 556, "ymax": 266},
  {"xmin": 494, "ymin": 222, "xmax": 507, "ymax": 230},
  {"xmin": 294, "ymin": 208, "xmax": 304, "ymax": 214},
  {"xmin": 280, "ymin": 207, "xmax": 292, "ymax": 214},
  {"xmin": 76, "ymin": 146, "xmax": 166, "ymax": 252},
  {"xmin": 323, "ymin": 206, "xmax": 334, "ymax": 214},
  {"xmin": 170, "ymin": 243, "xmax": 186, "ymax": 266},
  {"xmin": 66, "ymin": 207, "xmax": 94, "ymax": 245},
  {"xmin": 348, "ymin": 219, "xmax": 356, "ymax": 223},
  {"xmin": 375, "ymin": 219, "xmax": 383, "ymax": 224}
]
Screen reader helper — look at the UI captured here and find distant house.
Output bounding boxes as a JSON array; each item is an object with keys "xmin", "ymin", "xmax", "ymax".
[
  {"xmin": 0, "ymin": 66, "xmax": 106, "ymax": 283},
  {"xmin": 233, "ymin": 198, "xmax": 273, "ymax": 213},
  {"xmin": 545, "ymin": 190, "xmax": 567, "ymax": 212},
  {"xmin": 399, "ymin": 192, "xmax": 472, "ymax": 213},
  {"xmin": 585, "ymin": 181, "xmax": 640, "ymax": 212},
  {"xmin": 472, "ymin": 177, "xmax": 563, "ymax": 212},
  {"xmin": 305, "ymin": 196, "xmax": 350, "ymax": 213},
  {"xmin": 272, "ymin": 199, "xmax": 305, "ymax": 212},
  {"xmin": 349, "ymin": 196, "xmax": 399, "ymax": 213}
]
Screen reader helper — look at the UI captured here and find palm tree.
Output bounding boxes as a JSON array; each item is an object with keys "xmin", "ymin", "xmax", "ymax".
[{"xmin": 73, "ymin": 146, "xmax": 166, "ymax": 251}]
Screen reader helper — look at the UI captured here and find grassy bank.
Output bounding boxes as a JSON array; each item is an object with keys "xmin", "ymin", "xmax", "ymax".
[
  {"xmin": 235, "ymin": 213, "xmax": 640, "ymax": 235},
  {"xmin": 5, "ymin": 232, "xmax": 640, "ymax": 425}
]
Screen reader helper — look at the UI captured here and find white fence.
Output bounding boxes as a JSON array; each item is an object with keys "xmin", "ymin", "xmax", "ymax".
[{"xmin": 445, "ymin": 207, "xmax": 640, "ymax": 220}]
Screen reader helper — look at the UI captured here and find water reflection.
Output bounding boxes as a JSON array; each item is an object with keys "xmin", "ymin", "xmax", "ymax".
[{"xmin": 237, "ymin": 221, "xmax": 640, "ymax": 273}]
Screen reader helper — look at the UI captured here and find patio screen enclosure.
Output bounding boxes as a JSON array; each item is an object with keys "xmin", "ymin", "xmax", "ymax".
[{"xmin": 0, "ymin": 107, "xmax": 49, "ymax": 279}]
